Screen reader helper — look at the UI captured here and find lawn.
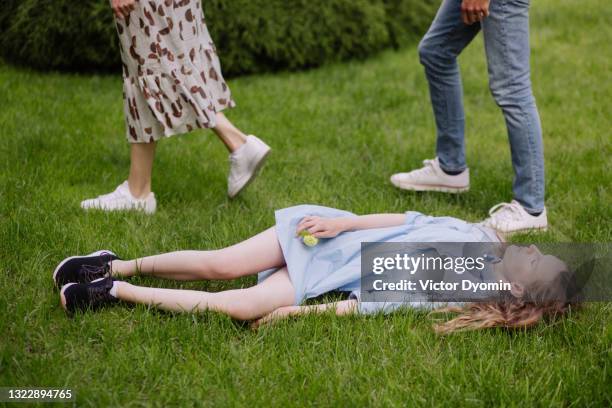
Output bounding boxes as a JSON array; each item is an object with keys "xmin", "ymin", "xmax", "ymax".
[{"xmin": 0, "ymin": 0, "xmax": 610, "ymax": 406}]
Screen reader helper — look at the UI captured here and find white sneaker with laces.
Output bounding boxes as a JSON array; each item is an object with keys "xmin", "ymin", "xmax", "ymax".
[
  {"xmin": 228, "ymin": 135, "xmax": 271, "ymax": 198},
  {"xmin": 390, "ymin": 157, "xmax": 469, "ymax": 193},
  {"xmin": 80, "ymin": 181, "xmax": 156, "ymax": 214},
  {"xmin": 480, "ymin": 200, "xmax": 547, "ymax": 234}
]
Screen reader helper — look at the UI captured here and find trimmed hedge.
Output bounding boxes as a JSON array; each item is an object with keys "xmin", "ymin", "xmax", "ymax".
[{"xmin": 0, "ymin": 0, "xmax": 438, "ymax": 76}]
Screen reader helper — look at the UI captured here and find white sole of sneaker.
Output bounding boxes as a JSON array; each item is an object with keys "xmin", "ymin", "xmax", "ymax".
[
  {"xmin": 60, "ymin": 283, "xmax": 76, "ymax": 312},
  {"xmin": 52, "ymin": 250, "xmax": 117, "ymax": 288},
  {"xmin": 392, "ymin": 180, "xmax": 469, "ymax": 194},
  {"xmin": 228, "ymin": 147, "xmax": 271, "ymax": 199},
  {"xmin": 81, "ymin": 203, "xmax": 156, "ymax": 215}
]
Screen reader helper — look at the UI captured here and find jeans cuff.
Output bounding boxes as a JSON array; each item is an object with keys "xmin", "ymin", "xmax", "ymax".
[
  {"xmin": 439, "ymin": 163, "xmax": 467, "ymax": 174},
  {"xmin": 515, "ymin": 199, "xmax": 544, "ymax": 215}
]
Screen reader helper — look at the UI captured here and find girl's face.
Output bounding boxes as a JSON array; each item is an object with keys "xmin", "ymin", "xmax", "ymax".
[{"xmin": 496, "ymin": 245, "xmax": 567, "ymax": 297}]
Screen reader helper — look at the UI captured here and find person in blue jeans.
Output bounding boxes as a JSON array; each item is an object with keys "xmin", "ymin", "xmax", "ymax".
[{"xmin": 390, "ymin": 0, "xmax": 547, "ymax": 235}]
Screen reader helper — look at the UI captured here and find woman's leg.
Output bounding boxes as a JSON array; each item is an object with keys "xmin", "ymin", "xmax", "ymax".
[
  {"xmin": 127, "ymin": 141, "xmax": 156, "ymax": 198},
  {"xmin": 115, "ymin": 267, "xmax": 295, "ymax": 320},
  {"xmin": 110, "ymin": 227, "xmax": 284, "ymax": 281},
  {"xmin": 212, "ymin": 112, "xmax": 247, "ymax": 153}
]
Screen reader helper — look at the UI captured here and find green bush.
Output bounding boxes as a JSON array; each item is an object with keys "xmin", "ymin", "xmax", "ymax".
[{"xmin": 0, "ymin": 0, "xmax": 437, "ymax": 76}]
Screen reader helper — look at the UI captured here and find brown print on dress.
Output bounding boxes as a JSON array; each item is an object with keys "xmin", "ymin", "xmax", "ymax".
[
  {"xmin": 139, "ymin": 18, "xmax": 145, "ymax": 29},
  {"xmin": 128, "ymin": 98, "xmax": 137, "ymax": 120},
  {"xmin": 165, "ymin": 49, "xmax": 175, "ymax": 62},
  {"xmin": 130, "ymin": 36, "xmax": 145, "ymax": 65},
  {"xmin": 158, "ymin": 4, "xmax": 165, "ymax": 17},
  {"xmin": 116, "ymin": 22, "xmax": 124, "ymax": 35},
  {"xmin": 185, "ymin": 9, "xmax": 194, "ymax": 22},
  {"xmin": 145, "ymin": 127, "xmax": 153, "ymax": 135},
  {"xmin": 209, "ymin": 67, "xmax": 219, "ymax": 81},
  {"xmin": 189, "ymin": 48, "xmax": 196, "ymax": 63},
  {"xmin": 190, "ymin": 86, "xmax": 206, "ymax": 99},
  {"xmin": 171, "ymin": 103, "xmax": 182, "ymax": 118},
  {"xmin": 129, "ymin": 126, "xmax": 138, "ymax": 141},
  {"xmin": 132, "ymin": 97, "xmax": 140, "ymax": 120},
  {"xmin": 164, "ymin": 113, "xmax": 173, "ymax": 128},
  {"xmin": 143, "ymin": 7, "xmax": 155, "ymax": 26},
  {"xmin": 164, "ymin": 0, "xmax": 172, "ymax": 6},
  {"xmin": 166, "ymin": 17, "xmax": 174, "ymax": 30}
]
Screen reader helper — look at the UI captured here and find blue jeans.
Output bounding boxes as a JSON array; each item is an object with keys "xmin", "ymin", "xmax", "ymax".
[{"xmin": 419, "ymin": 0, "xmax": 544, "ymax": 213}]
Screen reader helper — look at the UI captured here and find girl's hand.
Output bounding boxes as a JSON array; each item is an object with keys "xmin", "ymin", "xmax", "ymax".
[
  {"xmin": 296, "ymin": 216, "xmax": 346, "ymax": 239},
  {"xmin": 251, "ymin": 306, "xmax": 300, "ymax": 329},
  {"xmin": 112, "ymin": 0, "xmax": 136, "ymax": 19}
]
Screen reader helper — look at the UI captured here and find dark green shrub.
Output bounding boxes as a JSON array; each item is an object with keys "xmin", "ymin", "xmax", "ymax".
[
  {"xmin": 384, "ymin": 0, "xmax": 439, "ymax": 48},
  {"xmin": 0, "ymin": 0, "xmax": 438, "ymax": 76},
  {"xmin": 1, "ymin": 1, "xmax": 119, "ymax": 71},
  {"xmin": 203, "ymin": 0, "xmax": 391, "ymax": 76}
]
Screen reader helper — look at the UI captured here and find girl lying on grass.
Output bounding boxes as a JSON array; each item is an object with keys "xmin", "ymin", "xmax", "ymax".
[{"xmin": 54, "ymin": 205, "xmax": 575, "ymax": 333}]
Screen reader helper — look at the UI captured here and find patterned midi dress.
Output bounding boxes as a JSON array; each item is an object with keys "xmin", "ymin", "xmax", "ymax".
[{"xmin": 114, "ymin": 0, "xmax": 235, "ymax": 143}]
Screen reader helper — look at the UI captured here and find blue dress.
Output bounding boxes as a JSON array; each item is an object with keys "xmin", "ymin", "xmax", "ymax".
[{"xmin": 257, "ymin": 205, "xmax": 500, "ymax": 314}]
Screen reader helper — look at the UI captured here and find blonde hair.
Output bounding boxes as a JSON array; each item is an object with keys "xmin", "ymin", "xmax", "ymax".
[{"xmin": 432, "ymin": 267, "xmax": 577, "ymax": 334}]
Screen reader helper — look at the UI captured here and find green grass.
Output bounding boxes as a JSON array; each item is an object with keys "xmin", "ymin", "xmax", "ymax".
[{"xmin": 1, "ymin": 0, "xmax": 611, "ymax": 406}]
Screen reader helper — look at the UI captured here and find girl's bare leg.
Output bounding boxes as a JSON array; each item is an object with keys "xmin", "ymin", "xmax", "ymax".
[
  {"xmin": 109, "ymin": 227, "xmax": 284, "ymax": 281},
  {"xmin": 127, "ymin": 141, "xmax": 156, "ymax": 198},
  {"xmin": 115, "ymin": 268, "xmax": 295, "ymax": 321},
  {"xmin": 212, "ymin": 112, "xmax": 247, "ymax": 152}
]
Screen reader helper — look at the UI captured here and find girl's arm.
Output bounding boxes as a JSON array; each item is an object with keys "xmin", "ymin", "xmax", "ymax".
[
  {"xmin": 251, "ymin": 299, "xmax": 358, "ymax": 329},
  {"xmin": 296, "ymin": 213, "xmax": 406, "ymax": 238}
]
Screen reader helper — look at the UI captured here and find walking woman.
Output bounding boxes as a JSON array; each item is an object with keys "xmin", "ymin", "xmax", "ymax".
[
  {"xmin": 55, "ymin": 205, "xmax": 576, "ymax": 333},
  {"xmin": 81, "ymin": 0, "xmax": 270, "ymax": 214}
]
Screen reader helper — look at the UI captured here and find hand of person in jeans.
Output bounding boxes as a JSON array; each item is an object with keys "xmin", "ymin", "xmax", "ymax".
[
  {"xmin": 461, "ymin": 0, "xmax": 490, "ymax": 25},
  {"xmin": 111, "ymin": 0, "xmax": 136, "ymax": 19}
]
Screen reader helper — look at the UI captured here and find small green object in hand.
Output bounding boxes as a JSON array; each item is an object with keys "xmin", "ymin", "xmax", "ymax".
[{"xmin": 299, "ymin": 230, "xmax": 319, "ymax": 247}]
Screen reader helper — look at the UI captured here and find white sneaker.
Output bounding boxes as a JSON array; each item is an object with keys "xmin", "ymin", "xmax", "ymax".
[
  {"xmin": 390, "ymin": 158, "xmax": 469, "ymax": 193},
  {"xmin": 228, "ymin": 135, "xmax": 271, "ymax": 198},
  {"xmin": 80, "ymin": 181, "xmax": 157, "ymax": 214},
  {"xmin": 480, "ymin": 200, "xmax": 547, "ymax": 234}
]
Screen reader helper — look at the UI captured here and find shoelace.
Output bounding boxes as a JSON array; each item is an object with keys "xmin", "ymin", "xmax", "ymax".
[
  {"xmin": 89, "ymin": 278, "xmax": 114, "ymax": 304},
  {"xmin": 408, "ymin": 159, "xmax": 436, "ymax": 177},
  {"xmin": 95, "ymin": 184, "xmax": 127, "ymax": 201},
  {"xmin": 80, "ymin": 264, "xmax": 110, "ymax": 282},
  {"xmin": 80, "ymin": 251, "xmax": 114, "ymax": 281},
  {"xmin": 488, "ymin": 202, "xmax": 523, "ymax": 222}
]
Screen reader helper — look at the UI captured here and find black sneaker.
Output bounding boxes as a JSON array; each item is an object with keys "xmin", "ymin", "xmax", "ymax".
[
  {"xmin": 60, "ymin": 277, "xmax": 118, "ymax": 314},
  {"xmin": 53, "ymin": 250, "xmax": 119, "ymax": 288}
]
